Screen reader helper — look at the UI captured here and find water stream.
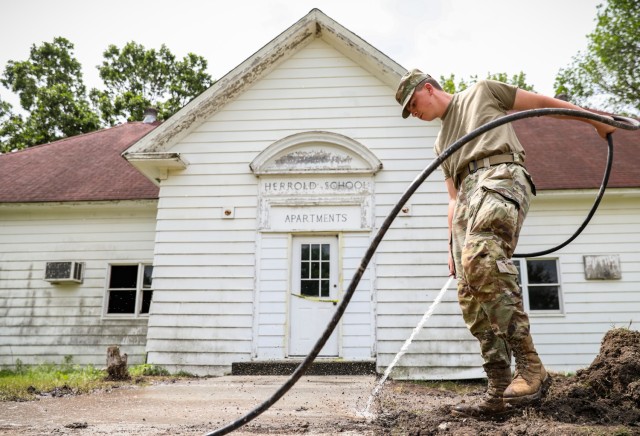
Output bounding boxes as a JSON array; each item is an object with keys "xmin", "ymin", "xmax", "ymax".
[{"xmin": 360, "ymin": 275, "xmax": 454, "ymax": 417}]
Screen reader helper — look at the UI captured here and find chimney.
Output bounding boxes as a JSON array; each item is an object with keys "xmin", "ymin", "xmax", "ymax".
[{"xmin": 143, "ymin": 108, "xmax": 158, "ymax": 123}]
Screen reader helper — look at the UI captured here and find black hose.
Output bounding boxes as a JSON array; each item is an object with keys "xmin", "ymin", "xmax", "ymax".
[
  {"xmin": 205, "ymin": 108, "xmax": 638, "ymax": 436},
  {"xmin": 513, "ymin": 132, "xmax": 614, "ymax": 258}
]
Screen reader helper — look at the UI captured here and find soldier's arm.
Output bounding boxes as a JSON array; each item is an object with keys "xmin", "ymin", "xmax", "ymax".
[{"xmin": 513, "ymin": 89, "xmax": 615, "ymax": 139}]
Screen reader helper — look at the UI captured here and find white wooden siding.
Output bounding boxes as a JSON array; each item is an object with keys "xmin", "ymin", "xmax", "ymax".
[
  {"xmin": 254, "ymin": 233, "xmax": 288, "ymax": 359},
  {"xmin": 143, "ymin": 38, "xmax": 477, "ymax": 377},
  {"xmin": 0, "ymin": 201, "xmax": 157, "ymax": 367},
  {"xmin": 143, "ymin": 36, "xmax": 639, "ymax": 379},
  {"xmin": 340, "ymin": 233, "xmax": 375, "ymax": 359},
  {"xmin": 517, "ymin": 192, "xmax": 640, "ymax": 372}
]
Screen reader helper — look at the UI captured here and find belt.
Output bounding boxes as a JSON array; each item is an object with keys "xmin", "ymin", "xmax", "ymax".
[{"xmin": 457, "ymin": 153, "xmax": 523, "ymax": 185}]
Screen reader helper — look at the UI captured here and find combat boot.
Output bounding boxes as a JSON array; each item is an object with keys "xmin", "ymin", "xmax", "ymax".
[
  {"xmin": 451, "ymin": 364, "xmax": 512, "ymax": 418},
  {"xmin": 503, "ymin": 335, "xmax": 551, "ymax": 405}
]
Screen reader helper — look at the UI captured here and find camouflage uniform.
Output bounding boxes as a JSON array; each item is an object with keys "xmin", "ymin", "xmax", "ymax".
[
  {"xmin": 397, "ymin": 69, "xmax": 550, "ymax": 413},
  {"xmin": 451, "ymin": 162, "xmax": 536, "ymax": 367}
]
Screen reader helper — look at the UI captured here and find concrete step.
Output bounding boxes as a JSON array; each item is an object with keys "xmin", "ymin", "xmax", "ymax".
[{"xmin": 231, "ymin": 360, "xmax": 377, "ymax": 376}]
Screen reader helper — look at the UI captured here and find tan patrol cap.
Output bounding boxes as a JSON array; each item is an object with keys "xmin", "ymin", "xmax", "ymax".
[{"xmin": 396, "ymin": 69, "xmax": 430, "ymax": 118}]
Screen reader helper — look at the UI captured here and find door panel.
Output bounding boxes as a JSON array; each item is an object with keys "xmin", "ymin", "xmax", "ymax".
[{"xmin": 289, "ymin": 236, "xmax": 339, "ymax": 356}]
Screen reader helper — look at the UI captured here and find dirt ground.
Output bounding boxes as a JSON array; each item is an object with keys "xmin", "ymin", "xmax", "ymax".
[
  {"xmin": 376, "ymin": 328, "xmax": 640, "ymax": 436},
  {"xmin": 1, "ymin": 328, "xmax": 638, "ymax": 435}
]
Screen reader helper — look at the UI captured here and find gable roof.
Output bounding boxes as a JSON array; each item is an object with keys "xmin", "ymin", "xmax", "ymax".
[
  {"xmin": 1, "ymin": 115, "xmax": 635, "ymax": 206},
  {"xmin": 121, "ymin": 7, "xmax": 638, "ymax": 191},
  {"xmin": 123, "ymin": 8, "xmax": 405, "ymax": 159},
  {"xmin": 0, "ymin": 122, "xmax": 159, "ymax": 203},
  {"xmin": 0, "ymin": 10, "xmax": 637, "ymax": 206}
]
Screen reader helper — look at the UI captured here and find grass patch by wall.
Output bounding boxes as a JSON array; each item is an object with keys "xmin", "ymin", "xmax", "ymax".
[{"xmin": 0, "ymin": 357, "xmax": 187, "ymax": 401}]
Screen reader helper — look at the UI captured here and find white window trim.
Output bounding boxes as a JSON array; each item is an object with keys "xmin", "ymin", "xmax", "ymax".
[
  {"xmin": 103, "ymin": 262, "xmax": 153, "ymax": 318},
  {"xmin": 514, "ymin": 258, "xmax": 564, "ymax": 315}
]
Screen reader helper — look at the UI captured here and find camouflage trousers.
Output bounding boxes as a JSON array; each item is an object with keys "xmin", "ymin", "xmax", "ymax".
[{"xmin": 451, "ymin": 163, "xmax": 536, "ymax": 367}]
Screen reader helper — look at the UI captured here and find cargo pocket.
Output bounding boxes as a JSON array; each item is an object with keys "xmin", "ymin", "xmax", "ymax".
[
  {"xmin": 461, "ymin": 238, "xmax": 498, "ymax": 289},
  {"xmin": 468, "ymin": 187, "xmax": 519, "ymax": 244}
]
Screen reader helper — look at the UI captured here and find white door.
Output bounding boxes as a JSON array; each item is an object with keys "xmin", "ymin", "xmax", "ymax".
[{"xmin": 289, "ymin": 236, "xmax": 339, "ymax": 357}]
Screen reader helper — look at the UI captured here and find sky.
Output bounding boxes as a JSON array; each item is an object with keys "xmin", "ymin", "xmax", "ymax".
[{"xmin": 1, "ymin": 0, "xmax": 602, "ymax": 109}]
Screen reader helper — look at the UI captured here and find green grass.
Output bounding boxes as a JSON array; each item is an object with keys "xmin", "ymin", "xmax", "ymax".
[
  {"xmin": 0, "ymin": 357, "xmax": 190, "ymax": 402},
  {"xmin": 129, "ymin": 363, "xmax": 170, "ymax": 377},
  {"xmin": 0, "ymin": 357, "xmax": 107, "ymax": 401}
]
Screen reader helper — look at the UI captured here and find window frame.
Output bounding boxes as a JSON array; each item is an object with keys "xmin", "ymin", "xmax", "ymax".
[
  {"xmin": 299, "ymin": 242, "xmax": 332, "ymax": 298},
  {"xmin": 513, "ymin": 258, "xmax": 564, "ymax": 315},
  {"xmin": 290, "ymin": 235, "xmax": 339, "ymax": 302},
  {"xmin": 103, "ymin": 262, "xmax": 154, "ymax": 318}
]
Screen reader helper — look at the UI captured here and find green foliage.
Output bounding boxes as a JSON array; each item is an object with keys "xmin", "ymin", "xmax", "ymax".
[
  {"xmin": 0, "ymin": 358, "xmax": 198, "ymax": 401},
  {"xmin": 439, "ymin": 71, "xmax": 535, "ymax": 94},
  {"xmin": 439, "ymin": 73, "xmax": 469, "ymax": 94},
  {"xmin": 128, "ymin": 364, "xmax": 195, "ymax": 378},
  {"xmin": 1, "ymin": 38, "xmax": 214, "ymax": 150},
  {"xmin": 129, "ymin": 364, "xmax": 170, "ymax": 377},
  {"xmin": 0, "ymin": 357, "xmax": 105, "ymax": 401},
  {"xmin": 0, "ymin": 98, "xmax": 25, "ymax": 153},
  {"xmin": 554, "ymin": 0, "xmax": 639, "ymax": 115},
  {"xmin": 0, "ymin": 37, "xmax": 101, "ymax": 151},
  {"xmin": 90, "ymin": 42, "xmax": 213, "ymax": 125}
]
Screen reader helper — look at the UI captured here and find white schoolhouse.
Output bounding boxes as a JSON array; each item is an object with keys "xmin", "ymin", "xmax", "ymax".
[{"xmin": 1, "ymin": 9, "xmax": 638, "ymax": 379}]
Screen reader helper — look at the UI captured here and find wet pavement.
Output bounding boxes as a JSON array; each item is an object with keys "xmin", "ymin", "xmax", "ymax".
[{"xmin": 0, "ymin": 375, "xmax": 379, "ymax": 435}]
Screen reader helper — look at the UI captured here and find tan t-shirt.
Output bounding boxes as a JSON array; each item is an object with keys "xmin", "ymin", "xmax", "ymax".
[{"xmin": 434, "ymin": 80, "xmax": 525, "ymax": 187}]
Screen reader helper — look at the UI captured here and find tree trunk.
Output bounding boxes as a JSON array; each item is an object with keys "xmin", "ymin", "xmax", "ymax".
[{"xmin": 105, "ymin": 346, "xmax": 130, "ymax": 381}]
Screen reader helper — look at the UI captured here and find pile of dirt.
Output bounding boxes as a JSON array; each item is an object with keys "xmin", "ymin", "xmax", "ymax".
[
  {"xmin": 374, "ymin": 328, "xmax": 640, "ymax": 435},
  {"xmin": 578, "ymin": 327, "xmax": 640, "ymax": 405},
  {"xmin": 539, "ymin": 327, "xmax": 640, "ymax": 426}
]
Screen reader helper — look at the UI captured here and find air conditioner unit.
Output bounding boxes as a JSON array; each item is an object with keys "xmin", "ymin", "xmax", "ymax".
[{"xmin": 44, "ymin": 261, "xmax": 84, "ymax": 284}]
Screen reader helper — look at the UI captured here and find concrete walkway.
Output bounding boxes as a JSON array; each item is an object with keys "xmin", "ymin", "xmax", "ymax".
[{"xmin": 0, "ymin": 375, "xmax": 379, "ymax": 435}]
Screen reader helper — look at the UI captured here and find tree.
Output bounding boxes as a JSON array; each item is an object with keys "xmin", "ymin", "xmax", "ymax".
[
  {"xmin": 0, "ymin": 37, "xmax": 101, "ymax": 150},
  {"xmin": 1, "ymin": 39, "xmax": 215, "ymax": 150},
  {"xmin": 439, "ymin": 71, "xmax": 536, "ymax": 94},
  {"xmin": 554, "ymin": 0, "xmax": 639, "ymax": 115},
  {"xmin": 0, "ymin": 98, "xmax": 25, "ymax": 153},
  {"xmin": 90, "ymin": 42, "xmax": 214, "ymax": 125}
]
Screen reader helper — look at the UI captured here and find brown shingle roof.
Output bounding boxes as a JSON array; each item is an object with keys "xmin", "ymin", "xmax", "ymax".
[
  {"xmin": 0, "ymin": 122, "xmax": 159, "ymax": 203},
  {"xmin": 513, "ymin": 115, "xmax": 639, "ymax": 190},
  {"xmin": 0, "ymin": 116, "xmax": 637, "ymax": 205}
]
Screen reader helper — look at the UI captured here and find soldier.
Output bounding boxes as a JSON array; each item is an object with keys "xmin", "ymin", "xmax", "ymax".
[{"xmin": 396, "ymin": 69, "xmax": 615, "ymax": 417}]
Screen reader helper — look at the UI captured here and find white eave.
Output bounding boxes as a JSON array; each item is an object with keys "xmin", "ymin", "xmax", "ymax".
[
  {"xmin": 535, "ymin": 187, "xmax": 640, "ymax": 199},
  {"xmin": 124, "ymin": 152, "xmax": 188, "ymax": 184},
  {"xmin": 122, "ymin": 8, "xmax": 406, "ymax": 157}
]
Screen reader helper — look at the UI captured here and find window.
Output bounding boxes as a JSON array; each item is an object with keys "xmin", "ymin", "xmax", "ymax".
[
  {"xmin": 300, "ymin": 243, "xmax": 331, "ymax": 298},
  {"xmin": 106, "ymin": 264, "xmax": 153, "ymax": 316},
  {"xmin": 514, "ymin": 259, "xmax": 562, "ymax": 312}
]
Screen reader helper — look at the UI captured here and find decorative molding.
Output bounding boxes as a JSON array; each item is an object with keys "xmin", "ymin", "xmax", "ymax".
[{"xmin": 250, "ymin": 131, "xmax": 382, "ymax": 175}]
